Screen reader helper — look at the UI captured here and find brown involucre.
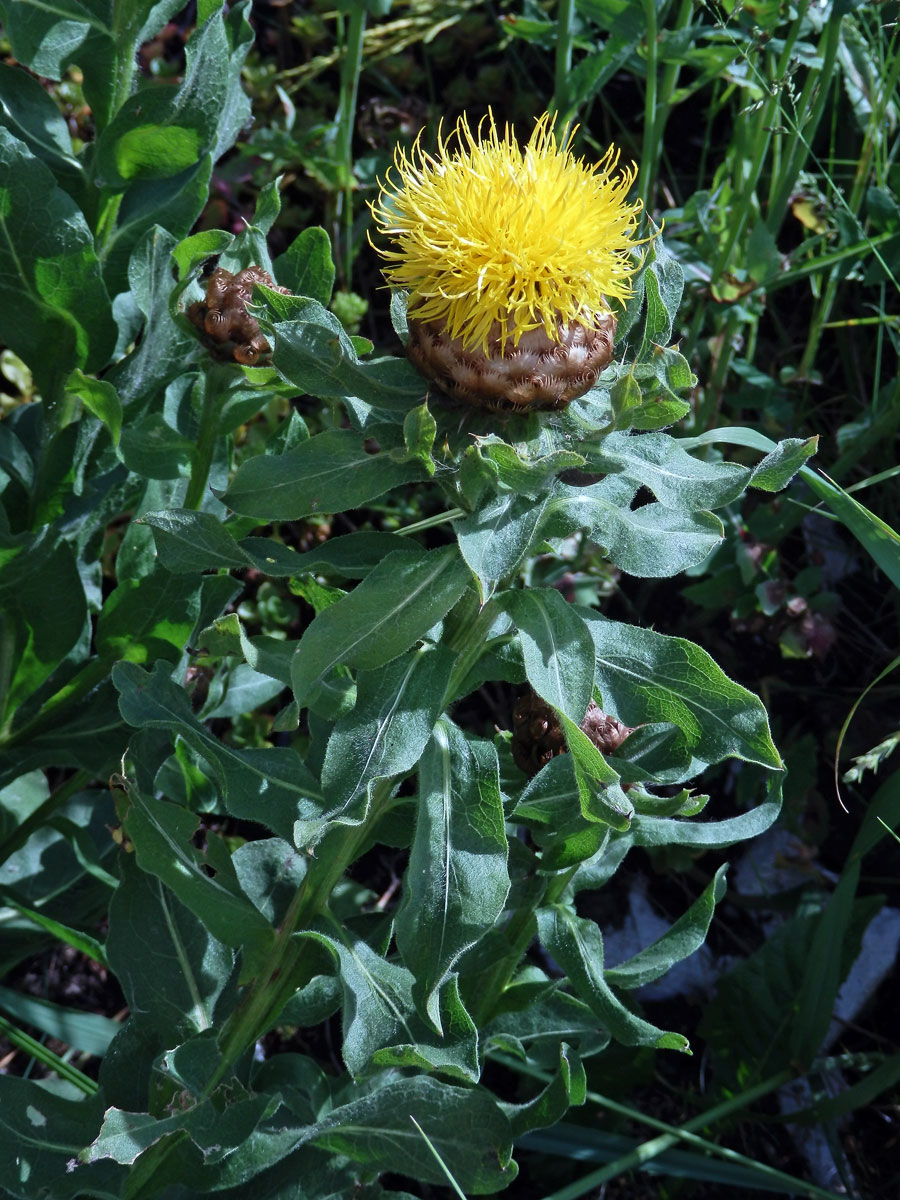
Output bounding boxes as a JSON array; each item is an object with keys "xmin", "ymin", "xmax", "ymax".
[
  {"xmin": 406, "ymin": 312, "xmax": 617, "ymax": 411},
  {"xmin": 188, "ymin": 266, "xmax": 290, "ymax": 365}
]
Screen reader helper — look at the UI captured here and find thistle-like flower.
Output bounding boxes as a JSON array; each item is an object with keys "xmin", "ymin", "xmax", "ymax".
[{"xmin": 372, "ymin": 112, "xmax": 643, "ymax": 410}]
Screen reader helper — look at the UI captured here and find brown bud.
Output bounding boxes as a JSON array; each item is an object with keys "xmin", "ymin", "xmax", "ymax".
[
  {"xmin": 407, "ymin": 312, "xmax": 616, "ymax": 412},
  {"xmin": 511, "ymin": 690, "xmax": 635, "ymax": 777},
  {"xmin": 189, "ymin": 266, "xmax": 291, "ymax": 365}
]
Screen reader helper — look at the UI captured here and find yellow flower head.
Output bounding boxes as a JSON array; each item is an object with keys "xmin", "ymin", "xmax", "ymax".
[{"xmin": 371, "ymin": 111, "xmax": 643, "ymax": 354}]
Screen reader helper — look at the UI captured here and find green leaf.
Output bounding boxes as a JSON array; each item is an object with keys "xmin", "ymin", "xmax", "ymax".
[
  {"xmin": 95, "ymin": 567, "xmax": 201, "ymax": 665},
  {"xmin": 557, "ymin": 713, "xmax": 634, "ymax": 833},
  {"xmin": 0, "ymin": 985, "xmax": 119, "ymax": 1057},
  {"xmin": 141, "ymin": 509, "xmax": 254, "ymax": 572},
  {"xmin": 66, "ymin": 369, "xmax": 122, "ymax": 445},
  {"xmin": 114, "ymin": 660, "xmax": 326, "ymax": 844},
  {"xmin": 501, "ymin": 1044, "xmax": 586, "ymax": 1138},
  {"xmin": 536, "ymin": 906, "xmax": 690, "ymax": 1052},
  {"xmin": 273, "ymin": 226, "xmax": 335, "ymax": 304},
  {"xmin": 749, "ymin": 435, "xmax": 818, "ymax": 491},
  {"xmin": 103, "ymin": 158, "xmax": 214, "ymax": 297},
  {"xmin": 0, "ymin": 128, "xmax": 115, "ymax": 403},
  {"xmin": 222, "ymin": 427, "xmax": 431, "ymax": 520},
  {"xmin": 456, "ymin": 491, "xmax": 551, "ymax": 597},
  {"xmin": 118, "ymin": 782, "xmax": 274, "ymax": 954},
  {"xmin": 95, "ymin": 6, "xmax": 252, "ymax": 187},
  {"xmin": 108, "ymin": 226, "xmax": 200, "ymax": 405},
  {"xmin": 0, "ymin": 62, "xmax": 82, "ymax": 192},
  {"xmin": 631, "ymin": 773, "xmax": 783, "ymax": 848},
  {"xmin": 119, "ymin": 412, "xmax": 198, "ymax": 479},
  {"xmin": 604, "ymin": 864, "xmax": 728, "ymax": 989},
  {"xmin": 321, "ymin": 644, "xmax": 455, "ymax": 811},
  {"xmin": 0, "ymin": 1, "xmax": 186, "ymax": 131},
  {"xmin": 485, "ymin": 986, "xmax": 609, "ymax": 1065},
  {"xmin": 107, "ymin": 853, "xmax": 236, "ymax": 1044},
  {"xmin": 544, "ymin": 477, "xmax": 724, "ymax": 578},
  {"xmin": 638, "ymin": 229, "xmax": 684, "ymax": 354},
  {"xmin": 478, "ymin": 437, "xmax": 585, "ymax": 498},
  {"xmin": 587, "ymin": 431, "xmax": 749, "ymax": 511},
  {"xmin": 269, "ymin": 299, "xmax": 426, "ymax": 408},
  {"xmin": 500, "ymin": 589, "xmax": 594, "ymax": 723},
  {"xmin": 172, "ymin": 229, "xmax": 235, "ymax": 282},
  {"xmin": 308, "ymin": 1075, "xmax": 517, "ymax": 1192},
  {"xmin": 290, "ymin": 546, "xmax": 471, "ymax": 710},
  {"xmin": 395, "ymin": 720, "xmax": 510, "ymax": 1030},
  {"xmin": 83, "ymin": 1088, "xmax": 274, "ymax": 1169},
  {"xmin": 0, "ymin": 1079, "xmax": 122, "ymax": 1198},
  {"xmin": 398, "ymin": 401, "xmax": 437, "ymax": 470},
  {"xmin": 579, "ymin": 610, "xmax": 783, "ymax": 776},
  {"xmin": 302, "ymin": 924, "xmax": 479, "ymax": 1081},
  {"xmin": 240, "ymin": 530, "xmax": 414, "ymax": 579},
  {"xmin": 0, "ymin": 530, "xmax": 88, "ymax": 712}
]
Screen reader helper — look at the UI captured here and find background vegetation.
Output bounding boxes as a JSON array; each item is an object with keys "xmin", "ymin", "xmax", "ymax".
[{"xmin": 0, "ymin": 1, "xmax": 898, "ymax": 1197}]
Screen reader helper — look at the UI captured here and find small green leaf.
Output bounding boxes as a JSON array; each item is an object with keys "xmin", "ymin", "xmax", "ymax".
[
  {"xmin": 579, "ymin": 610, "xmax": 783, "ymax": 775},
  {"xmin": 750, "ymin": 435, "xmax": 819, "ymax": 491},
  {"xmin": 395, "ymin": 720, "xmax": 510, "ymax": 1030},
  {"xmin": 273, "ymin": 226, "xmax": 335, "ymax": 304},
  {"xmin": 290, "ymin": 546, "xmax": 471, "ymax": 710},
  {"xmin": 501, "ymin": 589, "xmax": 595, "ymax": 724},
  {"xmin": 222, "ymin": 428, "xmax": 431, "ymax": 520},
  {"xmin": 537, "ymin": 906, "xmax": 690, "ymax": 1052},
  {"xmin": 66, "ymin": 369, "xmax": 122, "ymax": 445},
  {"xmin": 605, "ymin": 864, "xmax": 728, "ymax": 989}
]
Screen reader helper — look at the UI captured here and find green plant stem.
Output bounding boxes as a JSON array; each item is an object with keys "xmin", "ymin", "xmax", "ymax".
[
  {"xmin": 184, "ymin": 366, "xmax": 230, "ymax": 510},
  {"xmin": 553, "ymin": 0, "xmax": 576, "ymax": 125},
  {"xmin": 639, "ymin": 0, "xmax": 658, "ymax": 214},
  {"xmin": 498, "ymin": 1059, "xmax": 798, "ymax": 1200},
  {"xmin": 442, "ymin": 595, "xmax": 501, "ymax": 705},
  {"xmin": 398, "ymin": 507, "xmax": 466, "ymax": 537},
  {"xmin": 467, "ymin": 862, "xmax": 580, "ymax": 1027},
  {"xmin": 765, "ymin": 10, "xmax": 845, "ymax": 235},
  {"xmin": 0, "ymin": 770, "xmax": 91, "ymax": 868},
  {"xmin": 0, "ymin": 657, "xmax": 110, "ymax": 750},
  {"xmin": 0, "ymin": 1013, "xmax": 98, "ymax": 1095},
  {"xmin": 334, "ymin": 1, "xmax": 367, "ymax": 285},
  {"xmin": 209, "ymin": 780, "xmax": 394, "ymax": 1091}
]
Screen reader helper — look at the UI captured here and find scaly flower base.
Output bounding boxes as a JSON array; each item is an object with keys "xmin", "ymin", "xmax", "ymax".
[{"xmin": 407, "ymin": 312, "xmax": 617, "ymax": 411}]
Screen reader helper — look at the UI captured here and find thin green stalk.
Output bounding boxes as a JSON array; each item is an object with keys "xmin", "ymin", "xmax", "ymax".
[
  {"xmin": 639, "ymin": 0, "xmax": 659, "ymax": 214},
  {"xmin": 184, "ymin": 366, "xmax": 230, "ymax": 510},
  {"xmin": 334, "ymin": 0, "xmax": 367, "ymax": 284},
  {"xmin": 766, "ymin": 9, "xmax": 845, "ymax": 236},
  {"xmin": 209, "ymin": 781, "xmax": 395, "ymax": 1091},
  {"xmin": 0, "ymin": 657, "xmax": 110, "ymax": 750},
  {"xmin": 398, "ymin": 507, "xmax": 466, "ymax": 537},
  {"xmin": 495, "ymin": 1058, "xmax": 798, "ymax": 1200},
  {"xmin": 0, "ymin": 1013, "xmax": 98, "ymax": 1095},
  {"xmin": 553, "ymin": 0, "xmax": 576, "ymax": 125},
  {"xmin": 0, "ymin": 770, "xmax": 91, "ymax": 868}
]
